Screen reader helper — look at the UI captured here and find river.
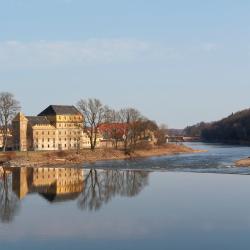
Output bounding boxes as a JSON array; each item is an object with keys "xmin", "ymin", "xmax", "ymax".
[{"xmin": 1, "ymin": 143, "xmax": 250, "ymax": 250}]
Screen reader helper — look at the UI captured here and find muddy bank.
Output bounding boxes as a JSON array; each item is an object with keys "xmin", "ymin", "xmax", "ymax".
[{"xmin": 0, "ymin": 144, "xmax": 203, "ymax": 168}]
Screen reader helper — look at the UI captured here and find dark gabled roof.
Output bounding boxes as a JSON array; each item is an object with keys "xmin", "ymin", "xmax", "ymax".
[
  {"xmin": 39, "ymin": 192, "xmax": 81, "ymax": 203},
  {"xmin": 26, "ymin": 116, "xmax": 51, "ymax": 125},
  {"xmin": 38, "ymin": 105, "xmax": 81, "ymax": 116}
]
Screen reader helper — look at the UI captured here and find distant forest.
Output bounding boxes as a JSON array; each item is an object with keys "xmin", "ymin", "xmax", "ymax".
[{"xmin": 184, "ymin": 108, "xmax": 250, "ymax": 143}]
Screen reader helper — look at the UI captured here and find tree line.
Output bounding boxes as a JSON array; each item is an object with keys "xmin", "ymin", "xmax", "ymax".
[
  {"xmin": 0, "ymin": 92, "xmax": 167, "ymax": 152},
  {"xmin": 184, "ymin": 108, "xmax": 250, "ymax": 143}
]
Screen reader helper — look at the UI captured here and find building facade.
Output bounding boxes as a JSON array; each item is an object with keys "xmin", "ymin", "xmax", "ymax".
[{"xmin": 12, "ymin": 105, "xmax": 101, "ymax": 151}]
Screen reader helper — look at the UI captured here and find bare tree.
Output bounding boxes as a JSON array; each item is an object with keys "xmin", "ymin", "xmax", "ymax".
[
  {"xmin": 77, "ymin": 98, "xmax": 108, "ymax": 150},
  {"xmin": 0, "ymin": 92, "xmax": 20, "ymax": 151},
  {"xmin": 77, "ymin": 169, "xmax": 149, "ymax": 211},
  {"xmin": 119, "ymin": 108, "xmax": 143, "ymax": 153},
  {"xmin": 155, "ymin": 124, "xmax": 168, "ymax": 145},
  {"xmin": 0, "ymin": 169, "xmax": 20, "ymax": 223},
  {"xmin": 100, "ymin": 109, "xmax": 125, "ymax": 149}
]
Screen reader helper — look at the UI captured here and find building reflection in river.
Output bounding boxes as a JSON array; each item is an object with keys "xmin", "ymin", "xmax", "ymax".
[
  {"xmin": 0, "ymin": 166, "xmax": 149, "ymax": 223},
  {"xmin": 11, "ymin": 167, "xmax": 84, "ymax": 202}
]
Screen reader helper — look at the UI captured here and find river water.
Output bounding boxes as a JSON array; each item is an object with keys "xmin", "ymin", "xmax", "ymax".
[{"xmin": 1, "ymin": 143, "xmax": 250, "ymax": 250}]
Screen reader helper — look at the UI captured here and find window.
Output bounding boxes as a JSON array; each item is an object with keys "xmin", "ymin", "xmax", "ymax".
[
  {"xmin": 65, "ymin": 144, "xmax": 67, "ymax": 148},
  {"xmin": 48, "ymin": 145, "xmax": 50, "ymax": 148},
  {"xmin": 42, "ymin": 144, "xmax": 44, "ymax": 148},
  {"xmin": 42, "ymin": 131, "xmax": 44, "ymax": 135},
  {"xmin": 48, "ymin": 131, "xmax": 50, "ymax": 135},
  {"xmin": 48, "ymin": 138, "xmax": 50, "ymax": 142}
]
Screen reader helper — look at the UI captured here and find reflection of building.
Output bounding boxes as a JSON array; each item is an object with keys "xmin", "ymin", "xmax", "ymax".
[
  {"xmin": 10, "ymin": 167, "xmax": 84, "ymax": 202},
  {"xmin": 0, "ymin": 167, "xmax": 3, "ymax": 178}
]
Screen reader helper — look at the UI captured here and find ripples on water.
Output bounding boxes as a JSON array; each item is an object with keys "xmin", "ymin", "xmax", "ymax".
[{"xmin": 85, "ymin": 143, "xmax": 250, "ymax": 175}]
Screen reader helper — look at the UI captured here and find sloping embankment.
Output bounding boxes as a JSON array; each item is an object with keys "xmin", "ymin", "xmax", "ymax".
[{"xmin": 0, "ymin": 144, "xmax": 202, "ymax": 168}]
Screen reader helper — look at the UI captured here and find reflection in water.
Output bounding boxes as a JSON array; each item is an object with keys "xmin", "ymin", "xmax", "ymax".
[
  {"xmin": 78, "ymin": 169, "xmax": 149, "ymax": 211},
  {"xmin": 0, "ymin": 166, "xmax": 149, "ymax": 223}
]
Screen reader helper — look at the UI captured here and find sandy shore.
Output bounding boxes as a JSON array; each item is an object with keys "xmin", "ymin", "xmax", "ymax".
[
  {"xmin": 0, "ymin": 144, "xmax": 204, "ymax": 168},
  {"xmin": 235, "ymin": 158, "xmax": 250, "ymax": 167}
]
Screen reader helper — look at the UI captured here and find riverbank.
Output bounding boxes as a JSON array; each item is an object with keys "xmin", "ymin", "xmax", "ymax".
[
  {"xmin": 0, "ymin": 144, "xmax": 202, "ymax": 168},
  {"xmin": 235, "ymin": 158, "xmax": 250, "ymax": 167}
]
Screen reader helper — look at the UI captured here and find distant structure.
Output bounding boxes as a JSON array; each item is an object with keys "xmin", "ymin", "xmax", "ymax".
[{"xmin": 12, "ymin": 105, "xmax": 101, "ymax": 151}]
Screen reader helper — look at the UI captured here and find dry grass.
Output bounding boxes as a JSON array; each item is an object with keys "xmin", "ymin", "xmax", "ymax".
[
  {"xmin": 0, "ymin": 143, "xmax": 198, "ymax": 167},
  {"xmin": 235, "ymin": 158, "xmax": 250, "ymax": 167}
]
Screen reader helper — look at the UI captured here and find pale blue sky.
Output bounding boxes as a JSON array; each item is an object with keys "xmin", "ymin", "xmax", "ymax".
[{"xmin": 0, "ymin": 0, "xmax": 249, "ymax": 128}]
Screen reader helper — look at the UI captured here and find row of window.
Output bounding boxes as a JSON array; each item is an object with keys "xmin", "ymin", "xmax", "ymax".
[
  {"xmin": 36, "ymin": 138, "xmax": 79, "ymax": 143},
  {"xmin": 58, "ymin": 123, "xmax": 81, "ymax": 128},
  {"xmin": 36, "ymin": 131, "xmax": 55, "ymax": 136},
  {"xmin": 35, "ymin": 143, "xmax": 80, "ymax": 149},
  {"xmin": 35, "ymin": 130, "xmax": 81, "ymax": 136},
  {"xmin": 34, "ymin": 174, "xmax": 80, "ymax": 178},
  {"xmin": 35, "ymin": 168, "xmax": 81, "ymax": 173},
  {"xmin": 58, "ymin": 116, "xmax": 81, "ymax": 121},
  {"xmin": 58, "ymin": 131, "xmax": 80, "ymax": 135}
]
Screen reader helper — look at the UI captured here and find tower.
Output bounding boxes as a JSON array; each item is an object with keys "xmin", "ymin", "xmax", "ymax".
[{"xmin": 12, "ymin": 112, "xmax": 28, "ymax": 151}]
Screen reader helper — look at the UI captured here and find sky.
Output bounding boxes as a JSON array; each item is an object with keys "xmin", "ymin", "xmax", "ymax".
[{"xmin": 0, "ymin": 0, "xmax": 249, "ymax": 128}]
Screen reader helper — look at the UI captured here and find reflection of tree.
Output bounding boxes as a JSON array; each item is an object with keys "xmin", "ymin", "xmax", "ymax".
[
  {"xmin": 0, "ymin": 170, "xmax": 20, "ymax": 223},
  {"xmin": 77, "ymin": 169, "xmax": 149, "ymax": 211}
]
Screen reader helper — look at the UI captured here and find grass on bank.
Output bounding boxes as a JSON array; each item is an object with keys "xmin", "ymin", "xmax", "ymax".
[{"xmin": 0, "ymin": 143, "xmax": 194, "ymax": 166}]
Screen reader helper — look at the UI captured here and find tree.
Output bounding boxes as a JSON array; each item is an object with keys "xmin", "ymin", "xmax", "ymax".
[
  {"xmin": 77, "ymin": 169, "xmax": 149, "ymax": 211},
  {"xmin": 77, "ymin": 98, "xmax": 108, "ymax": 150},
  {"xmin": 0, "ymin": 92, "xmax": 20, "ymax": 151},
  {"xmin": 155, "ymin": 124, "xmax": 168, "ymax": 145},
  {"xmin": 0, "ymin": 169, "xmax": 20, "ymax": 223},
  {"xmin": 119, "ymin": 108, "xmax": 143, "ymax": 153},
  {"xmin": 99, "ymin": 109, "xmax": 126, "ymax": 149}
]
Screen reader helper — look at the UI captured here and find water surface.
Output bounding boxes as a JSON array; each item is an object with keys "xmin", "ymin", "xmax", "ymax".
[{"xmin": 1, "ymin": 143, "xmax": 250, "ymax": 250}]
